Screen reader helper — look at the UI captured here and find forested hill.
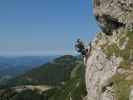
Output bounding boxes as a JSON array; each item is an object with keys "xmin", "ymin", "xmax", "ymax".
[
  {"xmin": 7, "ymin": 55, "xmax": 77, "ymax": 86},
  {"xmin": 0, "ymin": 55, "xmax": 87, "ymax": 100}
]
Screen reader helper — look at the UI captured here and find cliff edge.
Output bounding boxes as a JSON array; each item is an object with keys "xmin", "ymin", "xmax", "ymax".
[{"xmin": 84, "ymin": 0, "xmax": 133, "ymax": 100}]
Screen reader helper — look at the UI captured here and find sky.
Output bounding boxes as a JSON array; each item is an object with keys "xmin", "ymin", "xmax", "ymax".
[{"xmin": 0, "ymin": 0, "xmax": 100, "ymax": 56}]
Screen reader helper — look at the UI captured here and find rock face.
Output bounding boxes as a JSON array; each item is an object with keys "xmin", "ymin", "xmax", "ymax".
[
  {"xmin": 93, "ymin": 0, "xmax": 133, "ymax": 34},
  {"xmin": 85, "ymin": 28, "xmax": 133, "ymax": 100},
  {"xmin": 84, "ymin": 1, "xmax": 133, "ymax": 100}
]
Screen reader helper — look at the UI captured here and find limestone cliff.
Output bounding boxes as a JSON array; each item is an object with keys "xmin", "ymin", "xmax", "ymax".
[
  {"xmin": 93, "ymin": 0, "xmax": 133, "ymax": 34},
  {"xmin": 85, "ymin": 28, "xmax": 133, "ymax": 100},
  {"xmin": 84, "ymin": 0, "xmax": 133, "ymax": 100}
]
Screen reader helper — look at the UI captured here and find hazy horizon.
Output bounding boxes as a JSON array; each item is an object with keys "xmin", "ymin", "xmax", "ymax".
[{"xmin": 0, "ymin": 51, "xmax": 77, "ymax": 57}]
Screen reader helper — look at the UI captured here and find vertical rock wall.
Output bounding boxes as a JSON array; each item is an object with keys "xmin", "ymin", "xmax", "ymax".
[
  {"xmin": 84, "ymin": 0, "xmax": 133, "ymax": 100},
  {"xmin": 85, "ymin": 29, "xmax": 133, "ymax": 100}
]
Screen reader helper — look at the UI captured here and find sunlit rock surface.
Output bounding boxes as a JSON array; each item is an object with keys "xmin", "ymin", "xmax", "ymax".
[
  {"xmin": 85, "ymin": 28, "xmax": 133, "ymax": 100},
  {"xmin": 93, "ymin": 0, "xmax": 133, "ymax": 34},
  {"xmin": 84, "ymin": 0, "xmax": 133, "ymax": 99}
]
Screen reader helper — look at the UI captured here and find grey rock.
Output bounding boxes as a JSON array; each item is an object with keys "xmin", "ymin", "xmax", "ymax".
[
  {"xmin": 130, "ymin": 86, "xmax": 133, "ymax": 100},
  {"xmin": 85, "ymin": 29, "xmax": 132, "ymax": 100},
  {"xmin": 93, "ymin": 0, "xmax": 133, "ymax": 34}
]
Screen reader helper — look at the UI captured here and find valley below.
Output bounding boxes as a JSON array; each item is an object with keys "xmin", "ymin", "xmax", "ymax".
[
  {"xmin": 0, "ymin": 56, "xmax": 57, "ymax": 84},
  {"xmin": 0, "ymin": 55, "xmax": 86, "ymax": 100}
]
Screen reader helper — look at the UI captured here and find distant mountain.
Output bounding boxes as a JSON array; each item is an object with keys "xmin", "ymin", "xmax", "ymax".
[
  {"xmin": 0, "ymin": 55, "xmax": 87, "ymax": 100},
  {"xmin": 0, "ymin": 56, "xmax": 58, "ymax": 67},
  {"xmin": 0, "ymin": 56, "xmax": 58, "ymax": 84},
  {"xmin": 7, "ymin": 55, "xmax": 77, "ymax": 86}
]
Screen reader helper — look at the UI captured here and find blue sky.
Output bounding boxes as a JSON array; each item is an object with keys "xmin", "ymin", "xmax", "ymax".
[{"xmin": 0, "ymin": 0, "xmax": 100, "ymax": 56}]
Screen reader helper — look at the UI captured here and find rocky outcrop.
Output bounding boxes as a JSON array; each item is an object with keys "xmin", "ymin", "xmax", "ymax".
[
  {"xmin": 75, "ymin": 0, "xmax": 133, "ymax": 100},
  {"xmin": 84, "ymin": 0, "xmax": 133, "ymax": 100},
  {"xmin": 93, "ymin": 0, "xmax": 133, "ymax": 34},
  {"xmin": 85, "ymin": 28, "xmax": 133, "ymax": 100}
]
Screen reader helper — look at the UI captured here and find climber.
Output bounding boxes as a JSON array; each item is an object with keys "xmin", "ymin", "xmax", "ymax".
[{"xmin": 75, "ymin": 39, "xmax": 88, "ymax": 56}]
